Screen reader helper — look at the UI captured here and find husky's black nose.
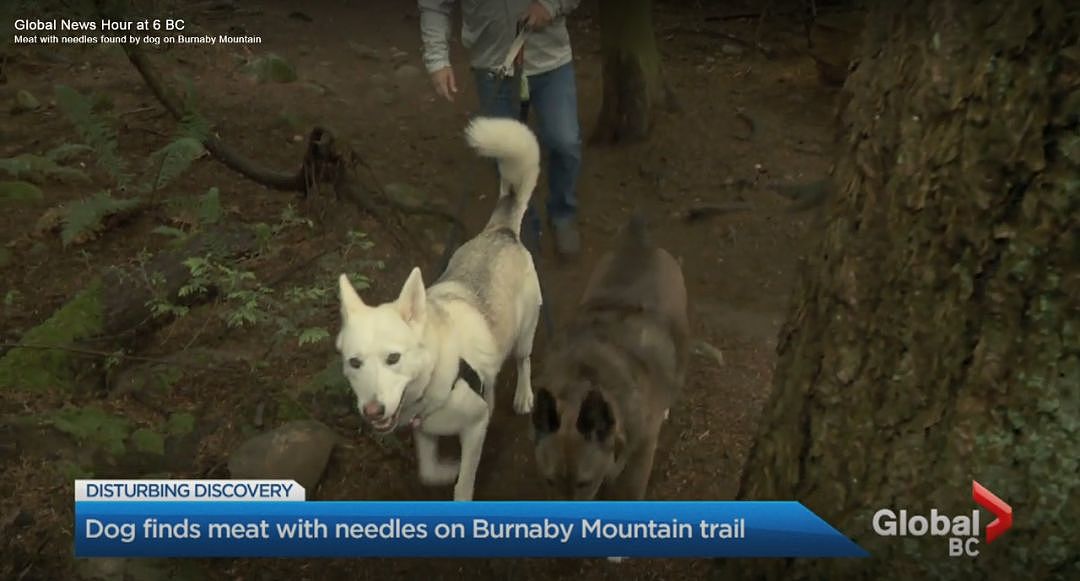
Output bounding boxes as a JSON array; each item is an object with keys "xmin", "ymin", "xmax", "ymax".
[{"xmin": 362, "ymin": 401, "xmax": 386, "ymax": 420}]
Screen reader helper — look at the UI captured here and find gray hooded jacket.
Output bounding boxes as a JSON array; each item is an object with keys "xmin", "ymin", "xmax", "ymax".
[{"xmin": 419, "ymin": 0, "xmax": 581, "ymax": 77}]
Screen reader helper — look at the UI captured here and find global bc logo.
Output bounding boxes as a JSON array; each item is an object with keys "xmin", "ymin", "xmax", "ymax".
[{"xmin": 872, "ymin": 480, "xmax": 1013, "ymax": 557}]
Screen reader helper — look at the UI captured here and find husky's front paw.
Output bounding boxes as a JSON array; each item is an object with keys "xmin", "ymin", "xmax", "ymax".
[
  {"xmin": 453, "ymin": 481, "xmax": 474, "ymax": 501},
  {"xmin": 513, "ymin": 386, "xmax": 534, "ymax": 415},
  {"xmin": 419, "ymin": 461, "xmax": 460, "ymax": 486}
]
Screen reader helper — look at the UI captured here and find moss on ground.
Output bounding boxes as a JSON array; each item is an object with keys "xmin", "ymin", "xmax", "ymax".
[{"xmin": 0, "ymin": 280, "xmax": 104, "ymax": 391}]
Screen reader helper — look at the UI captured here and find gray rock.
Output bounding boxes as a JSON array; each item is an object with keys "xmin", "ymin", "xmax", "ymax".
[
  {"xmin": 76, "ymin": 557, "xmax": 127, "ymax": 580},
  {"xmin": 393, "ymin": 64, "xmax": 423, "ymax": 84},
  {"xmin": 227, "ymin": 420, "xmax": 339, "ymax": 495},
  {"xmin": 349, "ymin": 41, "xmax": 382, "ymax": 61},
  {"xmin": 12, "ymin": 90, "xmax": 41, "ymax": 113},
  {"xmin": 720, "ymin": 42, "xmax": 745, "ymax": 56},
  {"xmin": 77, "ymin": 557, "xmax": 202, "ymax": 581},
  {"xmin": 368, "ymin": 86, "xmax": 396, "ymax": 106}
]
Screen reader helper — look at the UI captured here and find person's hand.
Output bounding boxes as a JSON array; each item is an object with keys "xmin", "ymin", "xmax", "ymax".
[
  {"xmin": 430, "ymin": 66, "xmax": 458, "ymax": 102},
  {"xmin": 521, "ymin": 2, "xmax": 553, "ymax": 30}
]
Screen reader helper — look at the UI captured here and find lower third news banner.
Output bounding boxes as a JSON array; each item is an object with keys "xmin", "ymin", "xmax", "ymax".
[{"xmin": 74, "ymin": 479, "xmax": 867, "ymax": 558}]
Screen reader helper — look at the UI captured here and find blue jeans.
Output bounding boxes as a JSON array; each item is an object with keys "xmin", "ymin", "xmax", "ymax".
[{"xmin": 473, "ymin": 62, "xmax": 582, "ymax": 238}]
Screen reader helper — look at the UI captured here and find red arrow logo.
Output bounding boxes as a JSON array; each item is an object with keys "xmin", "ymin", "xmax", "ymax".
[{"xmin": 972, "ymin": 480, "xmax": 1012, "ymax": 544}]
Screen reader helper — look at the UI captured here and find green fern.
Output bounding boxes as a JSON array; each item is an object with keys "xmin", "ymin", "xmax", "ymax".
[
  {"xmin": 152, "ymin": 225, "xmax": 188, "ymax": 239},
  {"xmin": 54, "ymin": 85, "xmax": 131, "ymax": 187},
  {"xmin": 174, "ymin": 73, "xmax": 212, "ymax": 142},
  {"xmin": 163, "ymin": 186, "xmax": 223, "ymax": 233},
  {"xmin": 61, "ymin": 191, "xmax": 142, "ymax": 246},
  {"xmin": 45, "ymin": 143, "xmax": 94, "ymax": 164},
  {"xmin": 179, "ymin": 111, "xmax": 212, "ymax": 142},
  {"xmin": 0, "ymin": 153, "xmax": 91, "ymax": 185},
  {"xmin": 297, "ymin": 327, "xmax": 330, "ymax": 346},
  {"xmin": 196, "ymin": 187, "xmax": 223, "ymax": 224},
  {"xmin": 143, "ymin": 137, "xmax": 205, "ymax": 193}
]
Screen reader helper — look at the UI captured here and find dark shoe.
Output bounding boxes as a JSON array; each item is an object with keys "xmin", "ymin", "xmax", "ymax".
[{"xmin": 551, "ymin": 218, "xmax": 581, "ymax": 257}]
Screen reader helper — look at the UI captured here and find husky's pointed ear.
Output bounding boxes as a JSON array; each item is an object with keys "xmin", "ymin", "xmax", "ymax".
[
  {"xmin": 395, "ymin": 267, "xmax": 427, "ymax": 325},
  {"xmin": 338, "ymin": 273, "xmax": 367, "ymax": 319},
  {"xmin": 576, "ymin": 389, "xmax": 615, "ymax": 443},
  {"xmin": 532, "ymin": 388, "xmax": 560, "ymax": 439}
]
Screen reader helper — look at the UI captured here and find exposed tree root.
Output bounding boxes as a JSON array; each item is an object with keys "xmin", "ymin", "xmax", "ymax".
[{"xmin": 117, "ymin": 40, "xmax": 465, "ymax": 247}]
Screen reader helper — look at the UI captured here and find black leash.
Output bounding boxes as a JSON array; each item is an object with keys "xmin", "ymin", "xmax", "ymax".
[{"xmin": 434, "ymin": 24, "xmax": 557, "ymax": 341}]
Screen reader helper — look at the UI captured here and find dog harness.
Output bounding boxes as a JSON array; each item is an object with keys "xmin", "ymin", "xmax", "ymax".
[
  {"xmin": 407, "ymin": 358, "xmax": 484, "ymax": 430},
  {"xmin": 456, "ymin": 358, "xmax": 485, "ymax": 398}
]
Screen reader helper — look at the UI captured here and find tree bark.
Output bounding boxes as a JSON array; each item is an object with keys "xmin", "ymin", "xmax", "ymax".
[
  {"xmin": 592, "ymin": 0, "xmax": 674, "ymax": 143},
  {"xmin": 720, "ymin": 0, "xmax": 1079, "ymax": 578}
]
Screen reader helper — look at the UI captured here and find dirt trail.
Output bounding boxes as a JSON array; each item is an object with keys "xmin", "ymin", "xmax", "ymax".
[{"xmin": 0, "ymin": 1, "xmax": 840, "ymax": 579}]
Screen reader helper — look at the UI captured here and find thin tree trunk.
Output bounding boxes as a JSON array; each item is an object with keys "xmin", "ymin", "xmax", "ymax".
[
  {"xmin": 592, "ymin": 0, "xmax": 674, "ymax": 143},
  {"xmin": 720, "ymin": 0, "xmax": 1078, "ymax": 578}
]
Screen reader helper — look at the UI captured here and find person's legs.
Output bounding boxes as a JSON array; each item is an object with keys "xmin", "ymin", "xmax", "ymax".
[
  {"xmin": 526, "ymin": 62, "xmax": 583, "ymax": 256},
  {"xmin": 472, "ymin": 68, "xmax": 520, "ymax": 119},
  {"xmin": 472, "ymin": 69, "xmax": 542, "ymax": 256}
]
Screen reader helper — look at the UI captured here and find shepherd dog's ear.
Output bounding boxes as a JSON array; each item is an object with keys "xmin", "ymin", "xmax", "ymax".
[
  {"xmin": 576, "ymin": 389, "xmax": 615, "ymax": 443},
  {"xmin": 532, "ymin": 388, "xmax": 560, "ymax": 438}
]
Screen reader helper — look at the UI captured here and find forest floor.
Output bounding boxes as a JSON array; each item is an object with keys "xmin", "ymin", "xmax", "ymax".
[{"xmin": 0, "ymin": 0, "xmax": 844, "ymax": 579}]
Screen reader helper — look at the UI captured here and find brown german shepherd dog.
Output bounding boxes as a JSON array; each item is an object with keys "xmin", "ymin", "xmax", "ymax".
[{"xmin": 531, "ymin": 214, "xmax": 690, "ymax": 500}]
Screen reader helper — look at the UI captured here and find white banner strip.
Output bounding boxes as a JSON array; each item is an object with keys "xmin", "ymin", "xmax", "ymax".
[{"xmin": 74, "ymin": 479, "xmax": 306, "ymax": 502}]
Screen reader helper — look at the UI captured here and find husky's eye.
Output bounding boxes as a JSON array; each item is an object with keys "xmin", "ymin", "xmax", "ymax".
[
  {"xmin": 348, "ymin": 357, "xmax": 363, "ymax": 369},
  {"xmin": 386, "ymin": 352, "xmax": 401, "ymax": 365}
]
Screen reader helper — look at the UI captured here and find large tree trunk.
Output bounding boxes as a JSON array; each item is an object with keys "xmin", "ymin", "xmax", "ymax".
[
  {"xmin": 721, "ymin": 1, "xmax": 1078, "ymax": 579},
  {"xmin": 592, "ymin": 0, "xmax": 673, "ymax": 143}
]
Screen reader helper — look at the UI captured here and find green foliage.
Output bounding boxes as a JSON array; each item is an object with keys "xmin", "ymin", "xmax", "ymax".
[
  {"xmin": 0, "ymin": 153, "xmax": 91, "ymax": 185},
  {"xmin": 252, "ymin": 205, "xmax": 315, "ymax": 253},
  {"xmin": 143, "ymin": 137, "xmax": 205, "ymax": 193},
  {"xmin": 305, "ymin": 358, "xmax": 349, "ymax": 394},
  {"xmin": 60, "ymin": 191, "xmax": 143, "ymax": 246},
  {"xmin": 44, "ymin": 84, "xmax": 209, "ymax": 246},
  {"xmin": 3, "ymin": 289, "xmax": 21, "ymax": 308},
  {"xmin": 131, "ymin": 428, "xmax": 166, "ymax": 455},
  {"xmin": 174, "ymin": 73, "xmax": 212, "ymax": 139},
  {"xmin": 162, "ymin": 187, "xmax": 222, "ymax": 237},
  {"xmin": 274, "ymin": 394, "xmax": 309, "ymax": 421},
  {"xmin": 46, "ymin": 143, "xmax": 94, "ymax": 164},
  {"xmin": 54, "ymin": 85, "xmax": 131, "ymax": 187},
  {"xmin": 166, "ymin": 412, "xmax": 196, "ymax": 436},
  {"xmin": 60, "ymin": 461, "xmax": 95, "ymax": 480},
  {"xmin": 152, "ymin": 225, "xmax": 189, "ymax": 240},
  {"xmin": 297, "ymin": 327, "xmax": 331, "ymax": 346},
  {"xmin": 146, "ymin": 222, "xmax": 378, "ymax": 352},
  {"xmin": 0, "ymin": 180, "xmax": 44, "ymax": 204},
  {"xmin": 0, "ymin": 281, "xmax": 103, "ymax": 391},
  {"xmin": 48, "ymin": 406, "xmax": 132, "ymax": 457},
  {"xmin": 196, "ymin": 187, "xmax": 223, "ymax": 224}
]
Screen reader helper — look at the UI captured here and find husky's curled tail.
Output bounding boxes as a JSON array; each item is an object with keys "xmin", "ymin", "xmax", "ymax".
[{"xmin": 465, "ymin": 117, "xmax": 541, "ymax": 237}]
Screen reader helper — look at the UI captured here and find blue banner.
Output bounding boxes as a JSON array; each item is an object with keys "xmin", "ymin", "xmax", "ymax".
[{"xmin": 74, "ymin": 501, "xmax": 867, "ymax": 558}]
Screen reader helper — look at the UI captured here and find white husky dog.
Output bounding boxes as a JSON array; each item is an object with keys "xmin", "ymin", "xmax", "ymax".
[{"xmin": 336, "ymin": 117, "xmax": 543, "ymax": 501}]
